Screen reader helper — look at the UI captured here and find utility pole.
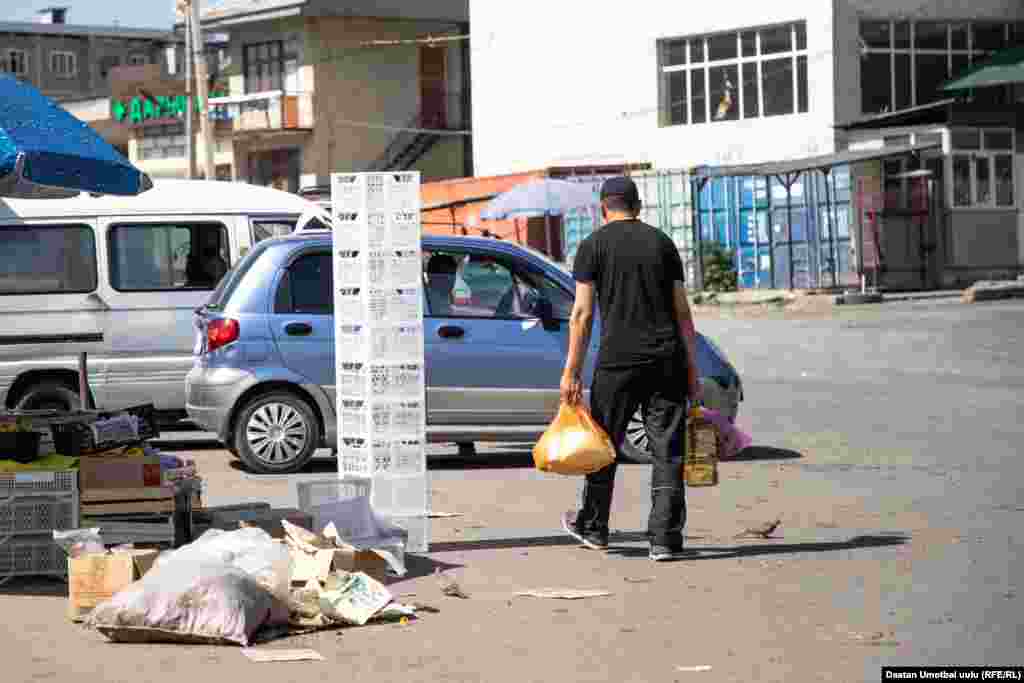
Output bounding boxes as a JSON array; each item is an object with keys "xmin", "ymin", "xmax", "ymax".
[
  {"xmin": 183, "ymin": 4, "xmax": 196, "ymax": 179},
  {"xmin": 187, "ymin": 0, "xmax": 215, "ymax": 181}
]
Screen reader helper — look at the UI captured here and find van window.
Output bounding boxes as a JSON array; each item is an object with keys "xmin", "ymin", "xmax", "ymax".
[
  {"xmin": 252, "ymin": 218, "xmax": 296, "ymax": 243},
  {"xmin": 0, "ymin": 224, "xmax": 97, "ymax": 295},
  {"xmin": 109, "ymin": 222, "xmax": 230, "ymax": 291},
  {"xmin": 275, "ymin": 252, "xmax": 332, "ymax": 314}
]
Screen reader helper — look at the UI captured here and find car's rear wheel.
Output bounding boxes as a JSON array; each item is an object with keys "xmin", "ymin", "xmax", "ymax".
[
  {"xmin": 234, "ymin": 392, "xmax": 318, "ymax": 474},
  {"xmin": 619, "ymin": 380, "xmax": 737, "ymax": 464}
]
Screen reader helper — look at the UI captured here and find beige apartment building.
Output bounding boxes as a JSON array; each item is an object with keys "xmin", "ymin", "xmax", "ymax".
[{"xmin": 66, "ymin": 0, "xmax": 471, "ymax": 190}]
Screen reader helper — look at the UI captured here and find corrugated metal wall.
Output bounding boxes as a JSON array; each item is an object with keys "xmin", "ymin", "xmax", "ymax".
[{"xmin": 561, "ymin": 166, "xmax": 855, "ymax": 290}]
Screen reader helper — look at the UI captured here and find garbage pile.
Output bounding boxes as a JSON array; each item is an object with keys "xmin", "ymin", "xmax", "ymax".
[{"xmin": 64, "ymin": 511, "xmax": 418, "ymax": 646}]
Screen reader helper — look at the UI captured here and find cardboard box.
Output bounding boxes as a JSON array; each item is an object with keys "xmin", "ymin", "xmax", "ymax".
[
  {"xmin": 78, "ymin": 455, "xmax": 161, "ymax": 491},
  {"xmin": 289, "ymin": 546, "xmax": 390, "ymax": 584},
  {"xmin": 209, "ymin": 508, "xmax": 313, "ymax": 539},
  {"xmin": 67, "ymin": 549, "xmax": 160, "ymax": 622}
]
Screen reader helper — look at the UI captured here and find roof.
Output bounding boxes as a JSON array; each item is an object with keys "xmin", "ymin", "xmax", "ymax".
[
  {"xmin": 184, "ymin": 0, "xmax": 306, "ymax": 28},
  {"xmin": 0, "ymin": 179, "xmax": 319, "ymax": 220},
  {"xmin": 944, "ymin": 46, "xmax": 1024, "ymax": 90},
  {"xmin": 0, "ymin": 20, "xmax": 176, "ymax": 41},
  {"xmin": 692, "ymin": 142, "xmax": 943, "ymax": 180},
  {"xmin": 835, "ymin": 99, "xmax": 956, "ymax": 131}
]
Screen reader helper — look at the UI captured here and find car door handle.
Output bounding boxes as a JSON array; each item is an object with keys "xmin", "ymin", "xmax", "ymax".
[
  {"xmin": 437, "ymin": 325, "xmax": 465, "ymax": 339},
  {"xmin": 284, "ymin": 322, "xmax": 313, "ymax": 336}
]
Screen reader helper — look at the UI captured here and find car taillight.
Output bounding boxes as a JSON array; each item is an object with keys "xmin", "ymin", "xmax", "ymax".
[{"xmin": 207, "ymin": 318, "xmax": 239, "ymax": 352}]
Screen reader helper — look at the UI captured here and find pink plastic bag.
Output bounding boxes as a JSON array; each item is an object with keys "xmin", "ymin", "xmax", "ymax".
[{"xmin": 695, "ymin": 407, "xmax": 752, "ymax": 459}]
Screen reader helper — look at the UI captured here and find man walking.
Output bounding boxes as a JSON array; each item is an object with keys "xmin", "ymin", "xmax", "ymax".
[{"xmin": 559, "ymin": 176, "xmax": 701, "ymax": 561}]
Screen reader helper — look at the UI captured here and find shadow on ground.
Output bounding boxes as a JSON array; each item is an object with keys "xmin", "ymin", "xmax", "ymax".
[
  {"xmin": 724, "ymin": 446, "xmax": 804, "ymax": 462},
  {"xmin": 431, "ymin": 532, "xmax": 909, "ymax": 558},
  {"xmin": 0, "ymin": 576, "xmax": 68, "ymax": 597}
]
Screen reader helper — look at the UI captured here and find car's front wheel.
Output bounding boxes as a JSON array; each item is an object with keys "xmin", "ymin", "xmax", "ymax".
[{"xmin": 234, "ymin": 391, "xmax": 319, "ymax": 474}]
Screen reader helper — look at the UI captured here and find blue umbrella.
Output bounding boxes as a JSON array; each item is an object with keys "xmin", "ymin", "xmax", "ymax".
[
  {"xmin": 0, "ymin": 75, "xmax": 152, "ymax": 199},
  {"xmin": 479, "ymin": 178, "xmax": 599, "ymax": 220}
]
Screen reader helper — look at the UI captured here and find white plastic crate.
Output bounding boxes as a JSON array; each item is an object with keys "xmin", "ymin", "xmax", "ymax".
[
  {"xmin": 331, "ymin": 173, "xmax": 368, "ymax": 210},
  {"xmin": 297, "ymin": 477, "xmax": 372, "ymax": 513},
  {"xmin": 336, "ymin": 323, "xmax": 391, "ymax": 361},
  {"xmin": 388, "ymin": 288, "xmax": 422, "ymax": 324},
  {"xmin": 370, "ymin": 473, "xmax": 429, "ymax": 517},
  {"xmin": 390, "ymin": 324, "xmax": 424, "ymax": 362},
  {"xmin": 335, "ymin": 287, "xmax": 390, "ymax": 325},
  {"xmin": 337, "ymin": 437, "xmax": 389, "ymax": 478},
  {"xmin": 388, "ymin": 363, "xmax": 425, "ymax": 399},
  {"xmin": 390, "ymin": 439, "xmax": 426, "ymax": 475},
  {"xmin": 335, "ymin": 250, "xmax": 389, "ymax": 288},
  {"xmin": 389, "ymin": 249, "xmax": 421, "ymax": 288},
  {"xmin": 337, "ymin": 398, "xmax": 391, "ymax": 439},
  {"xmin": 365, "ymin": 173, "xmax": 389, "ymax": 210},
  {"xmin": 0, "ymin": 470, "xmax": 77, "ymax": 498},
  {"xmin": 336, "ymin": 362, "xmax": 390, "ymax": 399},
  {"xmin": 388, "ymin": 209, "xmax": 421, "ymax": 250},
  {"xmin": 0, "ymin": 536, "xmax": 67, "ymax": 579},
  {"xmin": 0, "ymin": 495, "xmax": 78, "ymax": 536},
  {"xmin": 386, "ymin": 172, "xmax": 422, "ymax": 212},
  {"xmin": 385, "ymin": 513, "xmax": 429, "ymax": 554},
  {"xmin": 389, "ymin": 400, "xmax": 425, "ymax": 436}
]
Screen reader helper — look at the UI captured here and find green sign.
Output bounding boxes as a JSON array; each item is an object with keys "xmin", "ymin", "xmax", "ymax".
[{"xmin": 111, "ymin": 92, "xmax": 228, "ymax": 125}]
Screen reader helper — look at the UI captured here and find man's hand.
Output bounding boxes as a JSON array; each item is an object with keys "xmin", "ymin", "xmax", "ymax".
[
  {"xmin": 560, "ymin": 370, "xmax": 583, "ymax": 405},
  {"xmin": 688, "ymin": 364, "xmax": 702, "ymax": 403}
]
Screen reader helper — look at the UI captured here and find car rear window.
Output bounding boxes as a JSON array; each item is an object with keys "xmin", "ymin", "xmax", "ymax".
[
  {"xmin": 206, "ymin": 240, "xmax": 273, "ymax": 309},
  {"xmin": 0, "ymin": 224, "xmax": 97, "ymax": 295}
]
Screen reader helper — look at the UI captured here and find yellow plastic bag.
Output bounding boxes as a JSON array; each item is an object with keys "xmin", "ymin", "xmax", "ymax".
[{"xmin": 533, "ymin": 403, "xmax": 615, "ymax": 475}]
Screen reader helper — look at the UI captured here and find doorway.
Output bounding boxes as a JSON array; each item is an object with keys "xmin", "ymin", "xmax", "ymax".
[{"xmin": 420, "ymin": 45, "xmax": 447, "ymax": 129}]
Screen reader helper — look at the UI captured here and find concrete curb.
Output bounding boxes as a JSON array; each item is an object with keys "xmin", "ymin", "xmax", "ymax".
[{"xmin": 962, "ymin": 283, "xmax": 1024, "ymax": 304}]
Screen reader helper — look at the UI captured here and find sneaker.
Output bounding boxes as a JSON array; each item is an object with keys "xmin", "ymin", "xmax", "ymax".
[
  {"xmin": 561, "ymin": 512, "xmax": 608, "ymax": 550},
  {"xmin": 649, "ymin": 545, "xmax": 691, "ymax": 562}
]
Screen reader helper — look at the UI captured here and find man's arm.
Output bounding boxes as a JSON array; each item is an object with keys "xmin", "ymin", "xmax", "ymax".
[
  {"xmin": 560, "ymin": 281, "xmax": 595, "ymax": 404},
  {"xmin": 672, "ymin": 280, "xmax": 701, "ymax": 401}
]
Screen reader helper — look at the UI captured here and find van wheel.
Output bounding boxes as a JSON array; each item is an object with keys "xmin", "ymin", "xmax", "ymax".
[
  {"xmin": 16, "ymin": 382, "xmax": 83, "ymax": 412},
  {"xmin": 234, "ymin": 392, "xmax": 318, "ymax": 474}
]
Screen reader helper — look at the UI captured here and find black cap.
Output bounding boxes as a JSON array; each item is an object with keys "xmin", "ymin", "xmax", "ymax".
[{"xmin": 599, "ymin": 176, "xmax": 640, "ymax": 205}]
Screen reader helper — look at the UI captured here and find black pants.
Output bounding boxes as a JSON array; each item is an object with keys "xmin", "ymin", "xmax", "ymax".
[{"xmin": 574, "ymin": 354, "xmax": 688, "ymax": 548}]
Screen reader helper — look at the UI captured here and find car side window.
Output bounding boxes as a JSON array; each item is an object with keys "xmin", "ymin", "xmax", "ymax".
[
  {"xmin": 424, "ymin": 249, "xmax": 523, "ymax": 319},
  {"xmin": 512, "ymin": 268, "xmax": 574, "ymax": 320},
  {"xmin": 275, "ymin": 252, "xmax": 332, "ymax": 314}
]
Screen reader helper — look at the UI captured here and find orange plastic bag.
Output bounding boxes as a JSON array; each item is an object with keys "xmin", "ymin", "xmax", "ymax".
[{"xmin": 533, "ymin": 403, "xmax": 615, "ymax": 475}]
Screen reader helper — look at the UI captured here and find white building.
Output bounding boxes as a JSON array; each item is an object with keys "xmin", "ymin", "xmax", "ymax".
[{"xmin": 469, "ymin": 0, "xmax": 1024, "ymax": 289}]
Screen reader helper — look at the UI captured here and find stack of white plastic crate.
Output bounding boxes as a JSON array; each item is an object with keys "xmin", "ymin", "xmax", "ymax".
[
  {"xmin": 331, "ymin": 171, "xmax": 429, "ymax": 552},
  {"xmin": 0, "ymin": 469, "xmax": 79, "ymax": 584}
]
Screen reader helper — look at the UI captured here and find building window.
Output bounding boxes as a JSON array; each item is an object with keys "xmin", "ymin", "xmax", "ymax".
[
  {"xmin": 50, "ymin": 51, "xmax": 77, "ymax": 78},
  {"xmin": 950, "ymin": 128, "xmax": 1016, "ymax": 208},
  {"xmin": 244, "ymin": 40, "xmax": 298, "ymax": 93},
  {"xmin": 100, "ymin": 55, "xmax": 121, "ymax": 80},
  {"xmin": 1, "ymin": 49, "xmax": 29, "ymax": 77},
  {"xmin": 860, "ymin": 20, "xmax": 1020, "ymax": 115},
  {"xmin": 658, "ymin": 21, "xmax": 809, "ymax": 127},
  {"xmin": 138, "ymin": 123, "xmax": 187, "ymax": 161},
  {"xmin": 126, "ymin": 53, "xmax": 148, "ymax": 66}
]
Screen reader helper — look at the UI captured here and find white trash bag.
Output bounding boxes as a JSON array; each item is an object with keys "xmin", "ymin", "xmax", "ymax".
[{"xmin": 87, "ymin": 528, "xmax": 292, "ymax": 646}]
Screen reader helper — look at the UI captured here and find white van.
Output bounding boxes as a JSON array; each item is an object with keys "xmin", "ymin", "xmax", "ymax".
[{"xmin": 0, "ymin": 179, "xmax": 322, "ymax": 423}]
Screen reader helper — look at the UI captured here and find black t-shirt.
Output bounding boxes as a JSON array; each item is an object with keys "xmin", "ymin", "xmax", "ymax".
[{"xmin": 573, "ymin": 219, "xmax": 685, "ymax": 368}]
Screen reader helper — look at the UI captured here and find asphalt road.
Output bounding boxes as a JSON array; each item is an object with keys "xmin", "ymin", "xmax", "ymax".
[{"xmin": 5, "ymin": 296, "xmax": 1018, "ymax": 682}]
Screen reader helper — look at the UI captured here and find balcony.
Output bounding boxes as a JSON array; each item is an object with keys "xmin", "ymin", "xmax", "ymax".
[{"xmin": 207, "ymin": 90, "xmax": 313, "ymax": 135}]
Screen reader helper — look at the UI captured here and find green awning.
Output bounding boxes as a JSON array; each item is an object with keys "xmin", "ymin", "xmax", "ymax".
[{"xmin": 943, "ymin": 47, "xmax": 1024, "ymax": 90}]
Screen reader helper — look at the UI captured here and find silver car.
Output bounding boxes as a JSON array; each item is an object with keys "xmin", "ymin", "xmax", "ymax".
[{"xmin": 186, "ymin": 232, "xmax": 743, "ymax": 473}]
